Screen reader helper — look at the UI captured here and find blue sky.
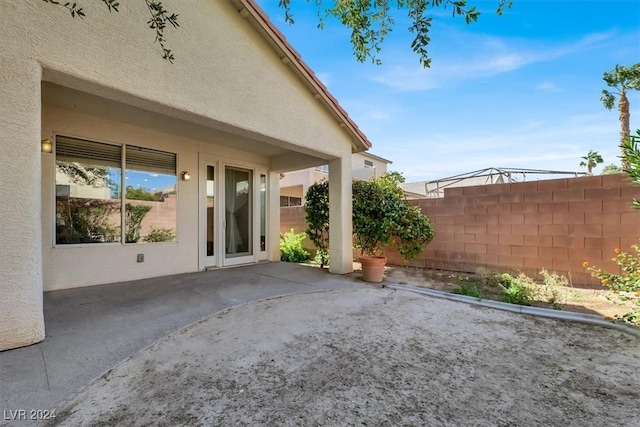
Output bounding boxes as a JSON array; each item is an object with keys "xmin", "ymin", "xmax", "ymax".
[{"xmin": 257, "ymin": 0, "xmax": 640, "ymax": 182}]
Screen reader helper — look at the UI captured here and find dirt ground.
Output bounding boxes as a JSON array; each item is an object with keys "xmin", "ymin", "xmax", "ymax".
[
  {"xmin": 384, "ymin": 265, "xmax": 630, "ymax": 319},
  {"xmin": 46, "ymin": 288, "xmax": 639, "ymax": 427}
]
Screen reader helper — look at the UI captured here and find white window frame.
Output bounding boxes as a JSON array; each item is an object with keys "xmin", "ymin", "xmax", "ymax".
[{"xmin": 52, "ymin": 133, "xmax": 178, "ymax": 247}]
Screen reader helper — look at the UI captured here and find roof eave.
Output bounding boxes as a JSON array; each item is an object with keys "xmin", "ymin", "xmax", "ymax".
[{"xmin": 232, "ymin": 0, "xmax": 372, "ymax": 153}]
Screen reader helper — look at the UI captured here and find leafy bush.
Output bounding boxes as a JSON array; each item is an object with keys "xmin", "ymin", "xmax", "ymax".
[
  {"xmin": 585, "ymin": 246, "xmax": 640, "ymax": 325},
  {"xmin": 451, "ymin": 283, "xmax": 485, "ymax": 299},
  {"xmin": 304, "ymin": 180, "xmax": 330, "ymax": 267},
  {"xmin": 580, "ymin": 129, "xmax": 640, "ymax": 324},
  {"xmin": 280, "ymin": 229, "xmax": 311, "ymax": 263},
  {"xmin": 56, "ymin": 198, "xmax": 120, "ymax": 243},
  {"xmin": 538, "ymin": 269, "xmax": 571, "ymax": 310},
  {"xmin": 498, "ymin": 273, "xmax": 534, "ymax": 306},
  {"xmin": 352, "ymin": 172, "xmax": 434, "ymax": 259},
  {"xmin": 314, "ymin": 249, "xmax": 330, "ymax": 267},
  {"xmin": 586, "ymin": 246, "xmax": 640, "ymax": 292},
  {"xmin": 448, "ymin": 269, "xmax": 575, "ymax": 309},
  {"xmin": 143, "ymin": 227, "xmax": 176, "ymax": 242},
  {"xmin": 125, "ymin": 186, "xmax": 157, "ymax": 201},
  {"xmin": 125, "ymin": 204, "xmax": 152, "ymax": 243},
  {"xmin": 304, "ymin": 172, "xmax": 435, "ymax": 266}
]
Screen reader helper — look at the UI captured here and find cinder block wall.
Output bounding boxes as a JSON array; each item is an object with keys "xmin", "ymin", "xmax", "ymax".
[
  {"xmin": 387, "ymin": 174, "xmax": 640, "ymax": 285},
  {"xmin": 280, "ymin": 206, "xmax": 316, "ymax": 254},
  {"xmin": 279, "ymin": 174, "xmax": 640, "ymax": 285},
  {"xmin": 280, "ymin": 206, "xmax": 307, "ymax": 235}
]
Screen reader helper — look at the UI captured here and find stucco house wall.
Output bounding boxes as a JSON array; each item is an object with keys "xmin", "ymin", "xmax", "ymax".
[
  {"xmin": 41, "ymin": 100, "xmax": 273, "ymax": 290},
  {"xmin": 352, "ymin": 152, "xmax": 390, "ymax": 179},
  {"xmin": 0, "ymin": 1, "xmax": 370, "ymax": 350},
  {"xmin": 280, "ymin": 151, "xmax": 391, "ymax": 201}
]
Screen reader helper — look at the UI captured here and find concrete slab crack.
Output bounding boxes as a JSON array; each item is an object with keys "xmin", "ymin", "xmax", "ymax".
[
  {"xmin": 188, "ymin": 288, "xmax": 224, "ymax": 305},
  {"xmin": 40, "ymin": 347, "xmax": 51, "ymax": 392},
  {"xmin": 257, "ymin": 272, "xmax": 318, "ymax": 287}
]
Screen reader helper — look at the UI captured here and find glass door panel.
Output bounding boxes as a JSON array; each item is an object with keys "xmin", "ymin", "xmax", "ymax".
[
  {"xmin": 200, "ymin": 157, "xmax": 218, "ymax": 269},
  {"xmin": 259, "ymin": 173, "xmax": 266, "ymax": 254},
  {"xmin": 225, "ymin": 167, "xmax": 252, "ymax": 259},
  {"xmin": 206, "ymin": 166, "xmax": 215, "ymax": 257}
]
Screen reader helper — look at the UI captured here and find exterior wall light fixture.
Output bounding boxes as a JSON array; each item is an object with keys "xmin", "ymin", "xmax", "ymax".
[
  {"xmin": 181, "ymin": 171, "xmax": 191, "ymax": 181},
  {"xmin": 41, "ymin": 138, "xmax": 53, "ymax": 153}
]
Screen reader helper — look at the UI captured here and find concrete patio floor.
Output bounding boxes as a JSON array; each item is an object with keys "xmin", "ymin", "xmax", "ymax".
[
  {"xmin": 0, "ymin": 262, "xmax": 360, "ymax": 418},
  {"xmin": 3, "ymin": 262, "xmax": 640, "ymax": 426}
]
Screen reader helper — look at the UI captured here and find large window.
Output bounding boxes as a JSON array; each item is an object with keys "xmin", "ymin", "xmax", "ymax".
[{"xmin": 55, "ymin": 136, "xmax": 177, "ymax": 245}]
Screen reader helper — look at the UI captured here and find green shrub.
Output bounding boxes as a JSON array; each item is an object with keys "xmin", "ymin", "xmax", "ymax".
[
  {"xmin": 585, "ymin": 246, "xmax": 640, "ymax": 324},
  {"xmin": 280, "ymin": 229, "xmax": 311, "ymax": 263},
  {"xmin": 538, "ymin": 269, "xmax": 570, "ymax": 310},
  {"xmin": 56, "ymin": 198, "xmax": 120, "ymax": 243},
  {"xmin": 314, "ymin": 249, "xmax": 330, "ymax": 267},
  {"xmin": 304, "ymin": 173, "xmax": 435, "ymax": 266},
  {"xmin": 125, "ymin": 186, "xmax": 157, "ymax": 201},
  {"xmin": 125, "ymin": 204, "xmax": 152, "ymax": 243},
  {"xmin": 498, "ymin": 273, "xmax": 534, "ymax": 306},
  {"xmin": 352, "ymin": 172, "xmax": 434, "ymax": 259},
  {"xmin": 143, "ymin": 227, "xmax": 176, "ymax": 242},
  {"xmin": 304, "ymin": 180, "xmax": 330, "ymax": 267},
  {"xmin": 451, "ymin": 283, "xmax": 485, "ymax": 299}
]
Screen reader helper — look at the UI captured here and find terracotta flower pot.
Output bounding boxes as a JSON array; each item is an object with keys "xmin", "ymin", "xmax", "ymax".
[{"xmin": 359, "ymin": 256, "xmax": 387, "ymax": 284}]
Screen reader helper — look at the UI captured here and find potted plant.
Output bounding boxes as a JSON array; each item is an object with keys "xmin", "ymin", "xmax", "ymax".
[
  {"xmin": 304, "ymin": 173, "xmax": 435, "ymax": 283},
  {"xmin": 352, "ymin": 172, "xmax": 434, "ymax": 283}
]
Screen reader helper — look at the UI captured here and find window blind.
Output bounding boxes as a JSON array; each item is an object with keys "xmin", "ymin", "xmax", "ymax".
[
  {"xmin": 126, "ymin": 145, "xmax": 176, "ymax": 175},
  {"xmin": 55, "ymin": 136, "xmax": 176, "ymax": 176},
  {"xmin": 56, "ymin": 135, "xmax": 121, "ymax": 168}
]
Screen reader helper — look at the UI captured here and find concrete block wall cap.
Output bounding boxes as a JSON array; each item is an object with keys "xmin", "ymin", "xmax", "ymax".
[{"xmin": 385, "ymin": 283, "xmax": 640, "ymax": 339}]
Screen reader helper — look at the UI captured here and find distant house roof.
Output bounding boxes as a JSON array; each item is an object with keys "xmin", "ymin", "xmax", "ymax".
[
  {"xmin": 233, "ymin": 0, "xmax": 372, "ymax": 153},
  {"xmin": 360, "ymin": 151, "xmax": 393, "ymax": 164},
  {"xmin": 401, "ymin": 167, "xmax": 587, "ymax": 198}
]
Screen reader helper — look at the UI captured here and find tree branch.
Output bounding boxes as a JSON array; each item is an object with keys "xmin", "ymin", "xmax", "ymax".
[
  {"xmin": 144, "ymin": 0, "xmax": 180, "ymax": 63},
  {"xmin": 278, "ymin": 0, "xmax": 512, "ymax": 68},
  {"xmin": 39, "ymin": 0, "xmax": 178, "ymax": 63}
]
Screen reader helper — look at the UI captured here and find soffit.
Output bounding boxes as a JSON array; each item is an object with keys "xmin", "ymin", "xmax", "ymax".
[{"xmin": 42, "ymin": 83, "xmax": 290, "ymax": 158}]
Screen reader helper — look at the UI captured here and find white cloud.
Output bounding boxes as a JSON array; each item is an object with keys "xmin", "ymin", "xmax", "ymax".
[
  {"xmin": 342, "ymin": 100, "xmax": 396, "ymax": 123},
  {"xmin": 369, "ymin": 111, "xmax": 391, "ymax": 120},
  {"xmin": 371, "ymin": 30, "xmax": 617, "ymax": 91},
  {"xmin": 537, "ymin": 81, "xmax": 561, "ymax": 92}
]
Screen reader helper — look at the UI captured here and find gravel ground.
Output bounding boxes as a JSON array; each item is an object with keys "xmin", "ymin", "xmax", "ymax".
[{"xmin": 44, "ymin": 288, "xmax": 640, "ymax": 427}]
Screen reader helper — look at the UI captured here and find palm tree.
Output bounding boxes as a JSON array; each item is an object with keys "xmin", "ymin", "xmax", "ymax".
[
  {"xmin": 580, "ymin": 150, "xmax": 604, "ymax": 175},
  {"xmin": 601, "ymin": 63, "xmax": 640, "ymax": 167}
]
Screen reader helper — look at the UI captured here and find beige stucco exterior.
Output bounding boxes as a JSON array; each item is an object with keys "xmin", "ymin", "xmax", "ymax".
[
  {"xmin": 280, "ymin": 151, "xmax": 392, "ymax": 201},
  {"xmin": 0, "ymin": 1, "xmax": 370, "ymax": 350}
]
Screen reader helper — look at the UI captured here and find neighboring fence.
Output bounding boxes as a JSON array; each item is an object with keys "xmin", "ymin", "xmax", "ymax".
[
  {"xmin": 280, "ymin": 206, "xmax": 307, "ymax": 234},
  {"xmin": 280, "ymin": 174, "xmax": 640, "ymax": 285},
  {"xmin": 280, "ymin": 206, "xmax": 316, "ymax": 254}
]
